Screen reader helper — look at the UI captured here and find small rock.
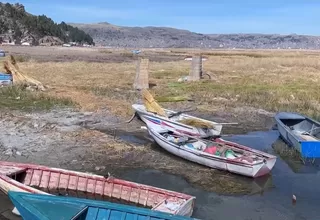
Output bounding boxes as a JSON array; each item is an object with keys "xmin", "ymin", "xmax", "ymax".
[
  {"xmin": 3, "ymin": 149, "xmax": 13, "ymax": 156},
  {"xmin": 83, "ymin": 112, "xmax": 93, "ymax": 116},
  {"xmin": 16, "ymin": 151, "xmax": 22, "ymax": 156},
  {"xmin": 33, "ymin": 123, "xmax": 39, "ymax": 128},
  {"xmin": 95, "ymin": 166, "xmax": 106, "ymax": 171}
]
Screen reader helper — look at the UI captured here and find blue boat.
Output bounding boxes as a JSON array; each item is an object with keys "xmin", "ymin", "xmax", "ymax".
[
  {"xmin": 275, "ymin": 112, "xmax": 320, "ymax": 158},
  {"xmin": 0, "ymin": 49, "xmax": 5, "ymax": 57},
  {"xmin": 8, "ymin": 191, "xmax": 198, "ymax": 220},
  {"xmin": 0, "ymin": 73, "xmax": 12, "ymax": 85},
  {"xmin": 0, "ymin": 73, "xmax": 12, "ymax": 80}
]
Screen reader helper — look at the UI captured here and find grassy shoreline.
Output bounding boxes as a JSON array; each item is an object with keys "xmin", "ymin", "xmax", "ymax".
[{"xmin": 0, "ymin": 85, "xmax": 75, "ymax": 111}]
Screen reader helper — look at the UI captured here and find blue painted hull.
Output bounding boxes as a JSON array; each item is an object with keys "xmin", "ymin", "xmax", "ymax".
[
  {"xmin": 275, "ymin": 112, "xmax": 320, "ymax": 158},
  {"xmin": 0, "ymin": 73, "xmax": 12, "ymax": 80},
  {"xmin": 8, "ymin": 191, "xmax": 197, "ymax": 220}
]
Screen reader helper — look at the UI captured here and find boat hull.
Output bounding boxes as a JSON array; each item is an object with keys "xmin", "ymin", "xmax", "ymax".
[
  {"xmin": 275, "ymin": 112, "xmax": 320, "ymax": 158},
  {"xmin": 0, "ymin": 161, "xmax": 195, "ymax": 217},
  {"xmin": 132, "ymin": 104, "xmax": 222, "ymax": 138},
  {"xmin": 8, "ymin": 191, "xmax": 196, "ymax": 220},
  {"xmin": 148, "ymin": 128, "xmax": 276, "ymax": 178}
]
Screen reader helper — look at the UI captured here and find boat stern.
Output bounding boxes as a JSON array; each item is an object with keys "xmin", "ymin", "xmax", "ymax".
[
  {"xmin": 253, "ymin": 157, "xmax": 277, "ymax": 178},
  {"xmin": 301, "ymin": 141, "xmax": 320, "ymax": 158},
  {"xmin": 175, "ymin": 197, "xmax": 196, "ymax": 217}
]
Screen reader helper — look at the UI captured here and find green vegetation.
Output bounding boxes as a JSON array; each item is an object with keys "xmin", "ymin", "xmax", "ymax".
[
  {"xmin": 0, "ymin": 3, "xmax": 94, "ymax": 45},
  {"xmin": 0, "ymin": 85, "xmax": 75, "ymax": 111}
]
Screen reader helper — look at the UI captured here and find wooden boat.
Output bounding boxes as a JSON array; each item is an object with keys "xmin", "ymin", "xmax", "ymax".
[
  {"xmin": 0, "ymin": 161, "xmax": 195, "ymax": 217},
  {"xmin": 275, "ymin": 112, "xmax": 320, "ymax": 158},
  {"xmin": 132, "ymin": 104, "xmax": 225, "ymax": 138},
  {"xmin": 147, "ymin": 127, "xmax": 277, "ymax": 178},
  {"xmin": 8, "ymin": 191, "xmax": 197, "ymax": 220}
]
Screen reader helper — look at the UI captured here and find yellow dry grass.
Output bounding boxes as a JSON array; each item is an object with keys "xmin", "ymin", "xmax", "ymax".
[{"xmin": 8, "ymin": 49, "xmax": 320, "ymax": 119}]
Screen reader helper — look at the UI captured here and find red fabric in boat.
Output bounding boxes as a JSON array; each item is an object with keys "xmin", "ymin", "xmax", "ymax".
[{"xmin": 204, "ymin": 146, "xmax": 217, "ymax": 154}]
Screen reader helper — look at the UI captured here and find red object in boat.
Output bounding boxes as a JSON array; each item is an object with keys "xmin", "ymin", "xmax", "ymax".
[{"xmin": 204, "ymin": 146, "xmax": 217, "ymax": 154}]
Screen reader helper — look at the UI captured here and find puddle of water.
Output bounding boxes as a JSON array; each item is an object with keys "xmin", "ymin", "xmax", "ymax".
[
  {"xmin": 117, "ymin": 130, "xmax": 320, "ymax": 220},
  {"xmin": 94, "ymin": 128, "xmax": 151, "ymax": 145},
  {"xmin": 118, "ymin": 134, "xmax": 149, "ymax": 145}
]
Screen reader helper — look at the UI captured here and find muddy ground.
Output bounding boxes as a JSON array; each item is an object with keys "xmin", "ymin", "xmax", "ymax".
[
  {"xmin": 0, "ymin": 105, "xmax": 274, "ymax": 191},
  {"xmin": 1, "ymin": 46, "xmax": 184, "ymax": 63}
]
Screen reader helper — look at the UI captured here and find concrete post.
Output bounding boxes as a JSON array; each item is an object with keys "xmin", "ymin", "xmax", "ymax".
[
  {"xmin": 189, "ymin": 55, "xmax": 202, "ymax": 81},
  {"xmin": 134, "ymin": 58, "xmax": 149, "ymax": 90}
]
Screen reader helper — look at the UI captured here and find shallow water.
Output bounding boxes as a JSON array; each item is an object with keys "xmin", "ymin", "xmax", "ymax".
[
  {"xmin": 118, "ymin": 130, "xmax": 320, "ymax": 220},
  {"xmin": 1, "ymin": 129, "xmax": 320, "ymax": 220}
]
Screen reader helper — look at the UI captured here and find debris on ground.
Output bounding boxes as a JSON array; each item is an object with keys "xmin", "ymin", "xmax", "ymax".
[{"xmin": 178, "ymin": 76, "xmax": 189, "ymax": 82}]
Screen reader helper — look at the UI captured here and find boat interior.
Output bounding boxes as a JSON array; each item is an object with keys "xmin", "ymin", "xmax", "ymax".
[
  {"xmin": 71, "ymin": 206, "xmax": 107, "ymax": 220},
  {"xmin": 280, "ymin": 118, "xmax": 320, "ymax": 141},
  {"xmin": 160, "ymin": 131, "xmax": 265, "ymax": 164},
  {"xmin": 4, "ymin": 167, "xmax": 153, "ymax": 209}
]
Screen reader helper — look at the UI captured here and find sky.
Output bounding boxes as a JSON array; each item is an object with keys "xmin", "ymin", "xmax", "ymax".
[{"xmin": 3, "ymin": 0, "xmax": 320, "ymax": 35}]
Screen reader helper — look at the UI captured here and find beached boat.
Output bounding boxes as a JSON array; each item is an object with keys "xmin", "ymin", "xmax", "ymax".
[
  {"xmin": 0, "ymin": 161, "xmax": 195, "ymax": 217},
  {"xmin": 147, "ymin": 127, "xmax": 277, "ymax": 178},
  {"xmin": 132, "ymin": 104, "xmax": 225, "ymax": 138},
  {"xmin": 275, "ymin": 112, "xmax": 320, "ymax": 158},
  {"xmin": 8, "ymin": 191, "xmax": 197, "ymax": 220}
]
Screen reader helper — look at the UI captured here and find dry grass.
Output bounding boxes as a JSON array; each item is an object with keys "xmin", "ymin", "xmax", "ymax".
[{"xmin": 3, "ymin": 49, "xmax": 320, "ymax": 119}]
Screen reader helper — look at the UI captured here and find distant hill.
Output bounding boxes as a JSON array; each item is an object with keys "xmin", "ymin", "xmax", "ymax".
[
  {"xmin": 70, "ymin": 22, "xmax": 320, "ymax": 49},
  {"xmin": 0, "ymin": 3, "xmax": 94, "ymax": 46}
]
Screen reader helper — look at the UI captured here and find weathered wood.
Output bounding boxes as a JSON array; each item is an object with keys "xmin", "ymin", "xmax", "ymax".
[
  {"xmin": 0, "ymin": 161, "xmax": 195, "ymax": 217},
  {"xmin": 188, "ymin": 55, "xmax": 202, "ymax": 81},
  {"xmin": 134, "ymin": 58, "xmax": 149, "ymax": 90}
]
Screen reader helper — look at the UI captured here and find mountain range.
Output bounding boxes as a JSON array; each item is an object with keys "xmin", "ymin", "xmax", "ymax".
[
  {"xmin": 1, "ymin": 2, "xmax": 320, "ymax": 49},
  {"xmin": 70, "ymin": 22, "xmax": 320, "ymax": 49}
]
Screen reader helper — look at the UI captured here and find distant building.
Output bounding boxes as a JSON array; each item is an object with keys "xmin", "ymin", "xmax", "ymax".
[
  {"xmin": 21, "ymin": 42, "xmax": 31, "ymax": 46},
  {"xmin": 184, "ymin": 56, "xmax": 208, "ymax": 61}
]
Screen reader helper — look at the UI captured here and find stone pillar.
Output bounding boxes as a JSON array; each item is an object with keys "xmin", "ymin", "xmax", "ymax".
[
  {"xmin": 189, "ymin": 55, "xmax": 202, "ymax": 81},
  {"xmin": 134, "ymin": 58, "xmax": 149, "ymax": 90}
]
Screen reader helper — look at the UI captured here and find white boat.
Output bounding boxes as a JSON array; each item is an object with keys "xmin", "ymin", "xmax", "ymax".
[
  {"xmin": 147, "ymin": 127, "xmax": 277, "ymax": 178},
  {"xmin": 132, "ymin": 104, "xmax": 224, "ymax": 138}
]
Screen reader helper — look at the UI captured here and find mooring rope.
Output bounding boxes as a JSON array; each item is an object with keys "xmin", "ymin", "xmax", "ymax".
[{"xmin": 108, "ymin": 112, "xmax": 137, "ymax": 127}]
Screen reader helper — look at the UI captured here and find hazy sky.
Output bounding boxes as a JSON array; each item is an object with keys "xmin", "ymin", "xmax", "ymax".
[{"xmin": 4, "ymin": 0, "xmax": 320, "ymax": 35}]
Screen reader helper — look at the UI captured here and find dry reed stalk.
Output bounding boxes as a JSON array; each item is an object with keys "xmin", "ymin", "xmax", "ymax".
[
  {"xmin": 178, "ymin": 118, "xmax": 215, "ymax": 129},
  {"xmin": 4, "ymin": 55, "xmax": 45, "ymax": 90},
  {"xmin": 142, "ymin": 89, "xmax": 166, "ymax": 117}
]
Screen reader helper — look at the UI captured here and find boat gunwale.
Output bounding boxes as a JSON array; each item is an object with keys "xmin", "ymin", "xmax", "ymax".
[
  {"xmin": 0, "ymin": 161, "xmax": 194, "ymax": 201},
  {"xmin": 132, "ymin": 104, "xmax": 221, "ymax": 131}
]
